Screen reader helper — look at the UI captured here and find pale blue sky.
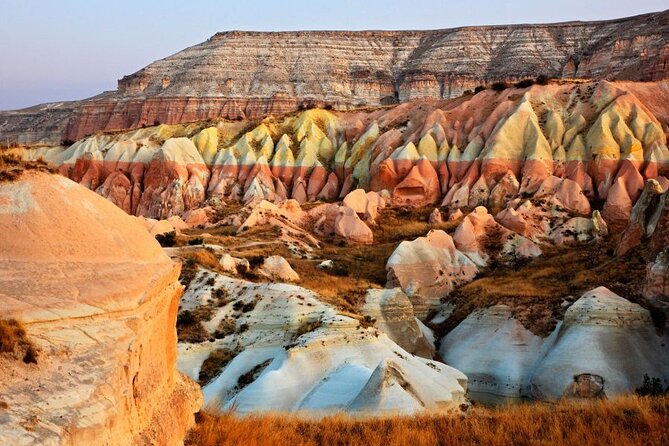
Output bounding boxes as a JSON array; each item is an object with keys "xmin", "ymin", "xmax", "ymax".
[{"xmin": 0, "ymin": 0, "xmax": 666, "ymax": 110}]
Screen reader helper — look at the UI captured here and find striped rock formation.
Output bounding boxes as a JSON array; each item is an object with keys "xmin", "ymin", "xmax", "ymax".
[
  {"xmin": 19, "ymin": 81, "xmax": 669, "ymax": 227},
  {"xmin": 2, "ymin": 10, "xmax": 669, "ymax": 146},
  {"xmin": 176, "ymin": 266, "xmax": 467, "ymax": 416}
]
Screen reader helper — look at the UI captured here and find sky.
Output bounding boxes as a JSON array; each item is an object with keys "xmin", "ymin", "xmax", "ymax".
[{"xmin": 0, "ymin": 0, "xmax": 666, "ymax": 111}]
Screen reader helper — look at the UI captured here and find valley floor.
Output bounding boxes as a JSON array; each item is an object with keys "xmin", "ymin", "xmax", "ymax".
[{"xmin": 186, "ymin": 395, "xmax": 669, "ymax": 446}]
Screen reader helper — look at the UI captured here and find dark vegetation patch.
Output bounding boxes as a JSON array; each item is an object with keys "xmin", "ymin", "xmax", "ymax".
[
  {"xmin": 177, "ymin": 307, "xmax": 215, "ymax": 343},
  {"xmin": 156, "ymin": 231, "xmax": 177, "ymax": 247},
  {"xmin": 198, "ymin": 347, "xmax": 240, "ymax": 386},
  {"xmin": 236, "ymin": 359, "xmax": 272, "ymax": 389}
]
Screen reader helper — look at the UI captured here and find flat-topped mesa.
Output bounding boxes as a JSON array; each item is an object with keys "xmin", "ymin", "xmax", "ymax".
[
  {"xmin": 0, "ymin": 171, "xmax": 202, "ymax": 445},
  {"xmin": 23, "ymin": 80, "xmax": 669, "ymax": 222},
  {"xmin": 2, "ymin": 10, "xmax": 669, "ymax": 146}
]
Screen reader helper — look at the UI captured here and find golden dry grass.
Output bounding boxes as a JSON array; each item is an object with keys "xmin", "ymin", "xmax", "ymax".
[
  {"xmin": 0, "ymin": 319, "xmax": 38, "ymax": 363},
  {"xmin": 186, "ymin": 395, "xmax": 669, "ymax": 446},
  {"xmin": 438, "ymin": 233, "xmax": 656, "ymax": 337},
  {"xmin": 0, "ymin": 151, "xmax": 56, "ymax": 182}
]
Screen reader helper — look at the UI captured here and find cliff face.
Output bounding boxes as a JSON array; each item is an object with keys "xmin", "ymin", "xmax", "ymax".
[
  {"xmin": 0, "ymin": 172, "xmax": 202, "ymax": 445},
  {"xmin": 2, "ymin": 10, "xmax": 669, "ymax": 146}
]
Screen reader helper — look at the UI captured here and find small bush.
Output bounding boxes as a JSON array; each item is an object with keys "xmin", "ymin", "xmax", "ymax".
[
  {"xmin": 491, "ymin": 82, "xmax": 509, "ymax": 92},
  {"xmin": 0, "ymin": 319, "xmax": 38, "ymax": 364},
  {"xmin": 188, "ymin": 238, "xmax": 205, "ymax": 246},
  {"xmin": 214, "ymin": 318, "xmax": 236, "ymax": 339},
  {"xmin": 237, "ymin": 359, "xmax": 271, "ymax": 388},
  {"xmin": 474, "ymin": 85, "xmax": 487, "ymax": 94},
  {"xmin": 0, "ymin": 153, "xmax": 56, "ymax": 183},
  {"xmin": 514, "ymin": 79, "xmax": 535, "ymax": 88},
  {"xmin": 248, "ymin": 255, "xmax": 265, "ymax": 269},
  {"xmin": 155, "ymin": 231, "xmax": 177, "ymax": 247},
  {"xmin": 241, "ymin": 301, "xmax": 257, "ymax": 313},
  {"xmin": 177, "ymin": 310, "xmax": 211, "ymax": 343},
  {"xmin": 636, "ymin": 374, "xmax": 668, "ymax": 397}
]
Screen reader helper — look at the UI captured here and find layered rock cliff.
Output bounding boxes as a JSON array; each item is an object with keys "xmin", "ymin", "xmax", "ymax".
[
  {"xmin": 0, "ymin": 171, "xmax": 202, "ymax": 445},
  {"xmin": 2, "ymin": 10, "xmax": 669, "ymax": 146}
]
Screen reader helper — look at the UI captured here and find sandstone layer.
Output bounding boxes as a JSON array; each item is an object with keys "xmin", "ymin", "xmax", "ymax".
[
  {"xmin": 0, "ymin": 172, "xmax": 202, "ymax": 445},
  {"xmin": 2, "ymin": 10, "xmax": 669, "ymax": 146}
]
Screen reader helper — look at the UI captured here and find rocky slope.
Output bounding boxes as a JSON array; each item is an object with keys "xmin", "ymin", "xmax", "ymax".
[
  {"xmin": 0, "ymin": 170, "xmax": 202, "ymax": 445},
  {"xmin": 2, "ymin": 10, "xmax": 669, "ymax": 146},
  {"xmin": 175, "ymin": 265, "xmax": 467, "ymax": 416}
]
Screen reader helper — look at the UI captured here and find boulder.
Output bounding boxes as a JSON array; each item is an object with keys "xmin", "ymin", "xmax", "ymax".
[
  {"xmin": 386, "ymin": 230, "xmax": 478, "ymax": 318},
  {"xmin": 429, "ymin": 208, "xmax": 443, "ymax": 224},
  {"xmin": 332, "ymin": 206, "xmax": 374, "ymax": 244},
  {"xmin": 219, "ymin": 254, "xmax": 250, "ymax": 275},
  {"xmin": 550, "ymin": 211, "xmax": 608, "ymax": 245},
  {"xmin": 258, "ymin": 255, "xmax": 301, "ymax": 282},
  {"xmin": 362, "ymin": 288, "xmax": 435, "ymax": 358}
]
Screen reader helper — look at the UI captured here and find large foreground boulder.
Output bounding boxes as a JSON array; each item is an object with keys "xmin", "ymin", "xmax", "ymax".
[{"xmin": 0, "ymin": 172, "xmax": 202, "ymax": 445}]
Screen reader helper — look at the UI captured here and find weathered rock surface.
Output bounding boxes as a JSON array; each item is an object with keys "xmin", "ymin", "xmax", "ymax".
[
  {"xmin": 362, "ymin": 288, "xmax": 435, "ymax": 358},
  {"xmin": 257, "ymin": 255, "xmax": 301, "ymax": 282},
  {"xmin": 0, "ymin": 172, "xmax": 201, "ymax": 445},
  {"xmin": 386, "ymin": 230, "xmax": 478, "ymax": 318},
  {"xmin": 3, "ymin": 10, "xmax": 669, "ymax": 146},
  {"xmin": 439, "ymin": 287, "xmax": 669, "ymax": 403},
  {"xmin": 176, "ymin": 267, "xmax": 467, "ymax": 416}
]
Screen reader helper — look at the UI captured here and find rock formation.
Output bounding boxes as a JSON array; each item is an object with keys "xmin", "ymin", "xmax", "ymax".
[
  {"xmin": 439, "ymin": 287, "xmax": 669, "ymax": 403},
  {"xmin": 362, "ymin": 288, "xmax": 435, "ymax": 358},
  {"xmin": 18, "ymin": 80, "xmax": 669, "ymax": 224},
  {"xmin": 0, "ymin": 172, "xmax": 201, "ymax": 445},
  {"xmin": 386, "ymin": 230, "xmax": 478, "ymax": 318},
  {"xmin": 3, "ymin": 10, "xmax": 669, "ymax": 146},
  {"xmin": 176, "ymin": 267, "xmax": 467, "ymax": 416}
]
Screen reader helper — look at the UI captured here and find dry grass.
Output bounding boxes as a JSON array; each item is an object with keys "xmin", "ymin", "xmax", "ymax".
[
  {"xmin": 186, "ymin": 395, "xmax": 669, "ymax": 446},
  {"xmin": 436, "ymin": 232, "xmax": 656, "ymax": 337},
  {"xmin": 0, "ymin": 151, "xmax": 56, "ymax": 182},
  {"xmin": 199, "ymin": 348, "xmax": 240, "ymax": 386},
  {"xmin": 0, "ymin": 319, "xmax": 38, "ymax": 364}
]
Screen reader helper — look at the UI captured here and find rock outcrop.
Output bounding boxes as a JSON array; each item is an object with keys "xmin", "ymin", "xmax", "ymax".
[
  {"xmin": 0, "ymin": 172, "xmax": 201, "ymax": 445},
  {"xmin": 362, "ymin": 288, "xmax": 435, "ymax": 358},
  {"xmin": 3, "ymin": 10, "xmax": 669, "ymax": 146},
  {"xmin": 176, "ymin": 267, "xmax": 467, "ymax": 416},
  {"xmin": 386, "ymin": 230, "xmax": 478, "ymax": 318},
  {"xmin": 439, "ymin": 287, "xmax": 669, "ymax": 403}
]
